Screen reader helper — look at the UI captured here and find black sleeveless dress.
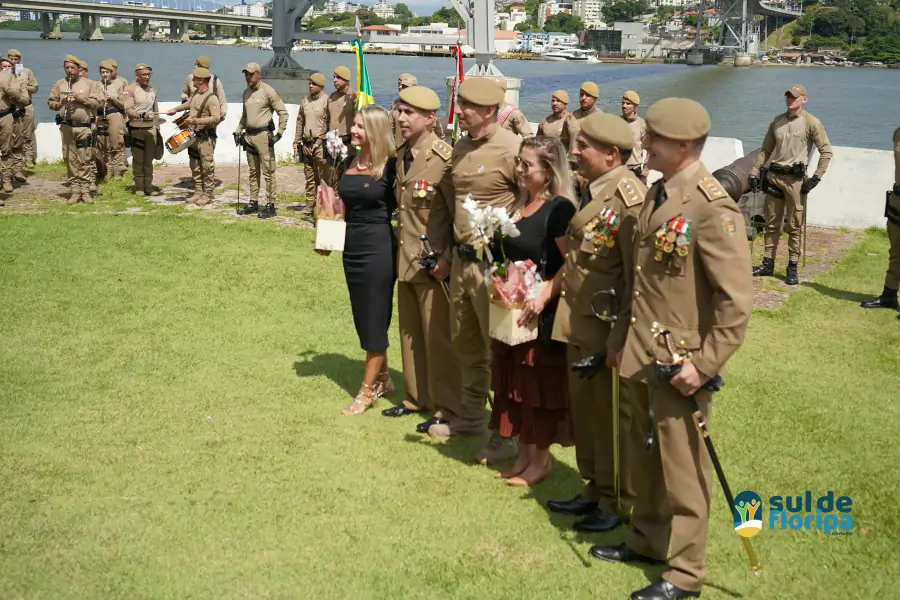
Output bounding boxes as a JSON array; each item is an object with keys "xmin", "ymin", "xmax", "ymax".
[{"xmin": 338, "ymin": 157, "xmax": 398, "ymax": 352}]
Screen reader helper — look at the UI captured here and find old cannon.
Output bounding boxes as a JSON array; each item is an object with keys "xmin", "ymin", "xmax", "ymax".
[{"xmin": 712, "ymin": 148, "xmax": 765, "ymax": 241}]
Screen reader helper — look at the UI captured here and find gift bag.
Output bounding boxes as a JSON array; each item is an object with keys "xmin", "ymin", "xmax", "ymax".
[{"xmin": 314, "ymin": 183, "xmax": 347, "ymax": 252}]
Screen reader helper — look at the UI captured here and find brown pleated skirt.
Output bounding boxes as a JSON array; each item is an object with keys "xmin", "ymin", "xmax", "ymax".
[{"xmin": 490, "ymin": 338, "xmax": 574, "ymax": 449}]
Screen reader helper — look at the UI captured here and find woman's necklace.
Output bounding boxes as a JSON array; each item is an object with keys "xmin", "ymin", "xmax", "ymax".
[
  {"xmin": 514, "ymin": 193, "xmax": 545, "ymax": 221},
  {"xmin": 355, "ymin": 157, "xmax": 372, "ymax": 171}
]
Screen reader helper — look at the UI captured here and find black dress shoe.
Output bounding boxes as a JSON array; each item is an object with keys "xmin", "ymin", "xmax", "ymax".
[
  {"xmin": 573, "ymin": 510, "xmax": 623, "ymax": 532},
  {"xmin": 784, "ymin": 261, "xmax": 799, "ymax": 286},
  {"xmin": 416, "ymin": 417, "xmax": 447, "ymax": 433},
  {"xmin": 860, "ymin": 290, "xmax": 899, "ymax": 309},
  {"xmin": 630, "ymin": 579, "xmax": 699, "ymax": 600},
  {"xmin": 382, "ymin": 405, "xmax": 417, "ymax": 417},
  {"xmin": 546, "ymin": 494, "xmax": 598, "ymax": 516},
  {"xmin": 589, "ymin": 543, "xmax": 665, "ymax": 565}
]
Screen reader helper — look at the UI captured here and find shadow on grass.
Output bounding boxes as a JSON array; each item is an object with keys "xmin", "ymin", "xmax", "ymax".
[
  {"xmin": 292, "ymin": 350, "xmax": 405, "ymax": 401},
  {"xmin": 802, "ymin": 281, "xmax": 874, "ymax": 304}
]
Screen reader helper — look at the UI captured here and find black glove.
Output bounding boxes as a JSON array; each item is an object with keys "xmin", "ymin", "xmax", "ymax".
[
  {"xmin": 571, "ymin": 351, "xmax": 607, "ymax": 380},
  {"xmin": 748, "ymin": 176, "xmax": 761, "ymax": 193},
  {"xmin": 800, "ymin": 175, "xmax": 820, "ymax": 194},
  {"xmin": 272, "ymin": 132, "xmax": 282, "ymax": 144},
  {"xmin": 233, "ymin": 133, "xmax": 241, "ymax": 146}
]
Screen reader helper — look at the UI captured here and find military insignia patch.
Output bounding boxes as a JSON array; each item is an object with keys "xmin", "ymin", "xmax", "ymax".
[{"xmin": 721, "ymin": 214, "xmax": 736, "ymax": 236}]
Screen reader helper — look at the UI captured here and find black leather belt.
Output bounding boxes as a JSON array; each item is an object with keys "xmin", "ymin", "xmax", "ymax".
[
  {"xmin": 453, "ymin": 243, "xmax": 481, "ymax": 262},
  {"xmin": 768, "ymin": 163, "xmax": 805, "ymax": 177},
  {"xmin": 61, "ymin": 120, "xmax": 92, "ymax": 128},
  {"xmin": 245, "ymin": 123, "xmax": 274, "ymax": 135},
  {"xmin": 195, "ymin": 128, "xmax": 217, "ymax": 140},
  {"xmin": 101, "ymin": 107, "xmax": 123, "ymax": 116}
]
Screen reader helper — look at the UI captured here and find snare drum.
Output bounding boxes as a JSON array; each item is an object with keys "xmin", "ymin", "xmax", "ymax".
[
  {"xmin": 165, "ymin": 129, "xmax": 196, "ymax": 155},
  {"xmin": 174, "ymin": 113, "xmax": 189, "ymax": 129}
]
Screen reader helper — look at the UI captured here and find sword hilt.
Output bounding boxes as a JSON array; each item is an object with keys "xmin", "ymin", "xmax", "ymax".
[
  {"xmin": 590, "ymin": 287, "xmax": 618, "ymax": 323},
  {"xmin": 420, "ymin": 234, "xmax": 436, "ymax": 258}
]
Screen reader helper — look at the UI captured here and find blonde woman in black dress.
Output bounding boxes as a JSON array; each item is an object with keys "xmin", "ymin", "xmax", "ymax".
[{"xmin": 335, "ymin": 105, "xmax": 399, "ymax": 415}]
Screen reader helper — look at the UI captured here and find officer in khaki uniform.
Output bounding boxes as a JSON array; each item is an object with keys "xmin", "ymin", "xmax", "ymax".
[
  {"xmin": 383, "ymin": 85, "xmax": 462, "ymax": 431},
  {"xmin": 7, "ymin": 50, "xmax": 38, "ymax": 172},
  {"xmin": 79, "ymin": 61, "xmax": 102, "ymax": 193},
  {"xmin": 48, "ymin": 55, "xmax": 101, "ymax": 204},
  {"xmin": 167, "ymin": 67, "xmax": 221, "ymax": 205},
  {"xmin": 1, "ymin": 57, "xmax": 29, "ymax": 190},
  {"xmin": 572, "ymin": 82, "xmax": 600, "ymax": 119},
  {"xmin": 234, "ymin": 62, "xmax": 289, "ymax": 219},
  {"xmin": 124, "ymin": 63, "xmax": 162, "ymax": 196},
  {"xmin": 749, "ymin": 84, "xmax": 832, "ymax": 286},
  {"xmin": 496, "ymin": 78, "xmax": 533, "ymax": 139},
  {"xmin": 97, "ymin": 59, "xmax": 128, "ymax": 179},
  {"xmin": 181, "ymin": 55, "xmax": 226, "ymax": 120},
  {"xmin": 590, "ymin": 98, "xmax": 753, "ymax": 600},
  {"xmin": 431, "ymin": 78, "xmax": 520, "ymax": 465},
  {"xmin": 860, "ymin": 127, "xmax": 900, "ymax": 317},
  {"xmin": 622, "ymin": 91, "xmax": 647, "ymax": 181},
  {"xmin": 0, "ymin": 56, "xmax": 29, "ymax": 198},
  {"xmin": 390, "ymin": 73, "xmax": 444, "ymax": 147},
  {"xmin": 318, "ymin": 66, "xmax": 357, "ymax": 185},
  {"xmin": 292, "ymin": 72, "xmax": 328, "ymax": 205},
  {"xmin": 547, "ymin": 113, "xmax": 645, "ymax": 533},
  {"xmin": 538, "ymin": 90, "xmax": 579, "ymax": 157}
]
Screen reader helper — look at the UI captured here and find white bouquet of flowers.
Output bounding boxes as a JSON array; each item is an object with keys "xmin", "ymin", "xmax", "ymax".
[
  {"xmin": 325, "ymin": 129, "xmax": 349, "ymax": 162},
  {"xmin": 462, "ymin": 194, "xmax": 520, "ymax": 263}
]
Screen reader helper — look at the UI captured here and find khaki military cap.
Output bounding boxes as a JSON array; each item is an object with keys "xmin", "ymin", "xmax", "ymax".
[
  {"xmin": 76, "ymin": 58, "xmax": 88, "ymax": 69},
  {"xmin": 786, "ymin": 84, "xmax": 807, "ymax": 98},
  {"xmin": 458, "ymin": 78, "xmax": 504, "ymax": 106},
  {"xmin": 7, "ymin": 49, "xmax": 21, "ymax": 58},
  {"xmin": 135, "ymin": 63, "xmax": 152, "ymax": 72},
  {"xmin": 580, "ymin": 113, "xmax": 634, "ymax": 151},
  {"xmin": 242, "ymin": 62, "xmax": 261, "ymax": 74},
  {"xmin": 499, "ymin": 78, "xmax": 508, "ymax": 92},
  {"xmin": 0, "ymin": 57, "xmax": 12, "ymax": 67},
  {"xmin": 580, "ymin": 82, "xmax": 599, "ymax": 98},
  {"xmin": 99, "ymin": 59, "xmax": 115, "ymax": 71},
  {"xmin": 64, "ymin": 54, "xmax": 79, "ymax": 66},
  {"xmin": 398, "ymin": 86, "xmax": 440, "ymax": 112},
  {"xmin": 398, "ymin": 72, "xmax": 418, "ymax": 86},
  {"xmin": 193, "ymin": 67, "xmax": 212, "ymax": 79},
  {"xmin": 108, "ymin": 59, "xmax": 118, "ymax": 68},
  {"xmin": 196, "ymin": 55, "xmax": 211, "ymax": 68},
  {"xmin": 646, "ymin": 97, "xmax": 710, "ymax": 141},
  {"xmin": 334, "ymin": 66, "xmax": 351, "ymax": 81},
  {"xmin": 310, "ymin": 72, "xmax": 327, "ymax": 87},
  {"xmin": 623, "ymin": 90, "xmax": 640, "ymax": 105},
  {"xmin": 552, "ymin": 90, "xmax": 569, "ymax": 104}
]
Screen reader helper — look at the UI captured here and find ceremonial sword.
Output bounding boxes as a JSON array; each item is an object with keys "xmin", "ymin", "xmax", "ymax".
[{"xmin": 419, "ymin": 234, "xmax": 451, "ymax": 302}]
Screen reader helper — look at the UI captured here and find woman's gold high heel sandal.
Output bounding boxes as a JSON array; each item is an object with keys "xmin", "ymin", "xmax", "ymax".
[{"xmin": 342, "ymin": 383, "xmax": 377, "ymax": 416}]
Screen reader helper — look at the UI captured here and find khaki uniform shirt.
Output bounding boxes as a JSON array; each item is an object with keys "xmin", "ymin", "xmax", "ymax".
[
  {"xmin": 172, "ymin": 89, "xmax": 221, "ymax": 130},
  {"xmin": 624, "ymin": 115, "xmax": 646, "ymax": 170},
  {"xmin": 451, "ymin": 125, "xmax": 520, "ymax": 245},
  {"xmin": 182, "ymin": 72, "xmax": 227, "ymax": 117},
  {"xmin": 293, "ymin": 91, "xmax": 328, "ymax": 146},
  {"xmin": 395, "ymin": 133, "xmax": 455, "ymax": 282},
  {"xmin": 235, "ymin": 82, "xmax": 288, "ymax": 136},
  {"xmin": 122, "ymin": 83, "xmax": 158, "ymax": 129},
  {"xmin": 616, "ymin": 160, "xmax": 753, "ymax": 381},
  {"xmin": 498, "ymin": 103, "xmax": 534, "ymax": 139},
  {"xmin": 552, "ymin": 165, "xmax": 646, "ymax": 351},
  {"xmin": 17, "ymin": 67, "xmax": 38, "ymax": 114},
  {"xmin": 48, "ymin": 76, "xmax": 101, "ymax": 123},
  {"xmin": 751, "ymin": 109, "xmax": 833, "ymax": 179},
  {"xmin": 100, "ymin": 76, "xmax": 128, "ymax": 112},
  {"xmin": 538, "ymin": 111, "xmax": 579, "ymax": 155},
  {"xmin": 319, "ymin": 87, "xmax": 357, "ymax": 139},
  {"xmin": 572, "ymin": 105, "xmax": 600, "ymax": 120},
  {"xmin": 0, "ymin": 71, "xmax": 28, "ymax": 111}
]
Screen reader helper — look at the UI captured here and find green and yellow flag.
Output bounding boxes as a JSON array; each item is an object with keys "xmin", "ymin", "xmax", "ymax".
[{"xmin": 350, "ymin": 39, "xmax": 374, "ymax": 111}]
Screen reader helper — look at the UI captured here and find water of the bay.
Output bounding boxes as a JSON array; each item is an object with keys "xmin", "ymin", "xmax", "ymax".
[{"xmin": 6, "ymin": 31, "xmax": 899, "ymax": 150}]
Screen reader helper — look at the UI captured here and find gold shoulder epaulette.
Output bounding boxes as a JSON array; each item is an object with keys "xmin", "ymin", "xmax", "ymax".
[
  {"xmin": 617, "ymin": 177, "xmax": 645, "ymax": 207},
  {"xmin": 432, "ymin": 138, "xmax": 452, "ymax": 161},
  {"xmin": 699, "ymin": 176, "xmax": 728, "ymax": 202}
]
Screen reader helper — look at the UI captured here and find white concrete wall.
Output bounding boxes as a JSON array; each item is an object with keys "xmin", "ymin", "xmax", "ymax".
[{"xmin": 34, "ymin": 107, "xmax": 894, "ymax": 230}]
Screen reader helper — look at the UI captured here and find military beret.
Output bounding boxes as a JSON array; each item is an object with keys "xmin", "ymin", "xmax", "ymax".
[
  {"xmin": 196, "ymin": 55, "xmax": 211, "ymax": 68},
  {"xmin": 398, "ymin": 86, "xmax": 440, "ymax": 112},
  {"xmin": 786, "ymin": 83, "xmax": 807, "ymax": 98},
  {"xmin": 242, "ymin": 62, "xmax": 261, "ymax": 74},
  {"xmin": 64, "ymin": 54, "xmax": 79, "ymax": 66},
  {"xmin": 580, "ymin": 82, "xmax": 599, "ymax": 98},
  {"xmin": 76, "ymin": 58, "xmax": 88, "ymax": 69},
  {"xmin": 193, "ymin": 67, "xmax": 212, "ymax": 79},
  {"xmin": 310, "ymin": 72, "xmax": 326, "ymax": 87},
  {"xmin": 398, "ymin": 72, "xmax": 418, "ymax": 87},
  {"xmin": 552, "ymin": 90, "xmax": 569, "ymax": 104},
  {"xmin": 623, "ymin": 90, "xmax": 640, "ymax": 105},
  {"xmin": 99, "ymin": 60, "xmax": 115, "ymax": 71},
  {"xmin": 108, "ymin": 59, "xmax": 118, "ymax": 68},
  {"xmin": 646, "ymin": 97, "xmax": 710, "ymax": 141},
  {"xmin": 579, "ymin": 113, "xmax": 634, "ymax": 151},
  {"xmin": 7, "ymin": 49, "xmax": 21, "ymax": 58},
  {"xmin": 0, "ymin": 57, "xmax": 12, "ymax": 67},
  {"xmin": 334, "ymin": 66, "xmax": 351, "ymax": 81},
  {"xmin": 457, "ymin": 78, "xmax": 504, "ymax": 107},
  {"xmin": 135, "ymin": 63, "xmax": 152, "ymax": 72}
]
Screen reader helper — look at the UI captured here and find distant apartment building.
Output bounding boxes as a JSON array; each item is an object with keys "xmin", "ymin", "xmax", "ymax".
[
  {"xmin": 573, "ymin": 0, "xmax": 605, "ymax": 28},
  {"xmin": 372, "ymin": 0, "xmax": 395, "ymax": 19},
  {"xmin": 655, "ymin": 0, "xmax": 687, "ymax": 6},
  {"xmin": 230, "ymin": 2, "xmax": 266, "ymax": 17},
  {"xmin": 496, "ymin": 4, "xmax": 528, "ymax": 30},
  {"xmin": 537, "ymin": 1, "xmax": 574, "ymax": 28}
]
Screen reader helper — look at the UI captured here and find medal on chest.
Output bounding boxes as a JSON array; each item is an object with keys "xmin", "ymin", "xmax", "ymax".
[
  {"xmin": 584, "ymin": 206, "xmax": 620, "ymax": 249},
  {"xmin": 413, "ymin": 180, "xmax": 434, "ymax": 198},
  {"xmin": 653, "ymin": 217, "xmax": 692, "ymax": 264}
]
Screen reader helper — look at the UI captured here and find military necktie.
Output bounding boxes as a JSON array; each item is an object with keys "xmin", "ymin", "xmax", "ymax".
[
  {"xmin": 580, "ymin": 185, "xmax": 592, "ymax": 209},
  {"xmin": 403, "ymin": 148, "xmax": 413, "ymax": 173},
  {"xmin": 652, "ymin": 184, "xmax": 667, "ymax": 213}
]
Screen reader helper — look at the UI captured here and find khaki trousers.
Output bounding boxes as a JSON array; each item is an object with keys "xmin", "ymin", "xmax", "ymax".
[
  {"xmin": 0, "ymin": 114, "xmax": 12, "ymax": 184},
  {"xmin": 98, "ymin": 113, "xmax": 126, "ymax": 177},
  {"xmin": 245, "ymin": 131, "xmax": 276, "ymax": 203},
  {"xmin": 626, "ymin": 382, "xmax": 713, "ymax": 593},
  {"xmin": 61, "ymin": 125, "xmax": 93, "ymax": 195},
  {"xmin": 398, "ymin": 280, "xmax": 461, "ymax": 418},
  {"xmin": 301, "ymin": 144, "xmax": 325, "ymax": 203},
  {"xmin": 567, "ymin": 344, "xmax": 635, "ymax": 514},
  {"xmin": 886, "ymin": 193, "xmax": 900, "ymax": 290},
  {"xmin": 11, "ymin": 113, "xmax": 27, "ymax": 176},
  {"xmin": 763, "ymin": 172, "xmax": 805, "ymax": 262},
  {"xmin": 24, "ymin": 105, "xmax": 35, "ymax": 165},
  {"xmin": 130, "ymin": 127, "xmax": 156, "ymax": 192},
  {"xmin": 449, "ymin": 258, "xmax": 491, "ymax": 435},
  {"xmin": 188, "ymin": 137, "xmax": 216, "ymax": 197}
]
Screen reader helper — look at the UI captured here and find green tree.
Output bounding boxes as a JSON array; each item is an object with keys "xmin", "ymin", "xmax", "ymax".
[
  {"xmin": 394, "ymin": 3, "xmax": 412, "ymax": 18},
  {"xmin": 431, "ymin": 7, "xmax": 465, "ymax": 28},
  {"xmin": 543, "ymin": 13, "xmax": 585, "ymax": 33},
  {"xmin": 602, "ymin": 0, "xmax": 650, "ymax": 23},
  {"xmin": 515, "ymin": 18, "xmax": 541, "ymax": 32}
]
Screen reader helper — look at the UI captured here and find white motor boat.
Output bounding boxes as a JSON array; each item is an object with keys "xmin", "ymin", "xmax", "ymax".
[{"xmin": 542, "ymin": 48, "xmax": 601, "ymax": 63}]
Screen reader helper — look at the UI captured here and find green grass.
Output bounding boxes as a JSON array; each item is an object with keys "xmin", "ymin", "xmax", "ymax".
[{"xmin": 0, "ymin": 216, "xmax": 897, "ymax": 598}]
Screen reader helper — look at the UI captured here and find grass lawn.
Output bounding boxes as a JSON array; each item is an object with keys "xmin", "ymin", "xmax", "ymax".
[{"xmin": 0, "ymin": 214, "xmax": 898, "ymax": 599}]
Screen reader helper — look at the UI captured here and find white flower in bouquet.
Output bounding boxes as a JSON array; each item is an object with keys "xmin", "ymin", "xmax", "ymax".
[
  {"xmin": 325, "ymin": 129, "xmax": 348, "ymax": 160},
  {"xmin": 463, "ymin": 194, "xmax": 520, "ymax": 261}
]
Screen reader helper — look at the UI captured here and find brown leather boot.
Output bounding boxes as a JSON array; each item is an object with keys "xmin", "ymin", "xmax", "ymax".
[
  {"xmin": 195, "ymin": 195, "xmax": 212, "ymax": 206},
  {"xmin": 2, "ymin": 178, "xmax": 12, "ymax": 194}
]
